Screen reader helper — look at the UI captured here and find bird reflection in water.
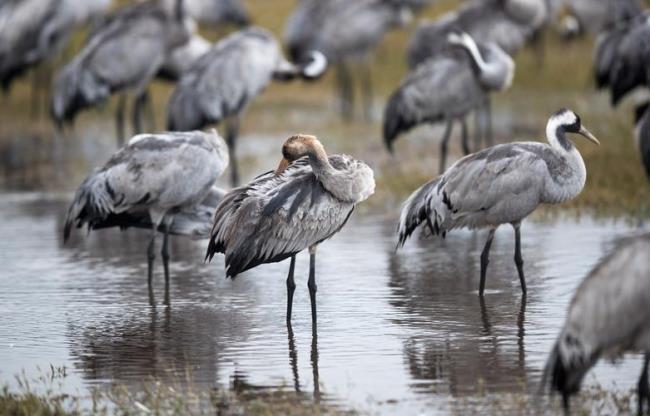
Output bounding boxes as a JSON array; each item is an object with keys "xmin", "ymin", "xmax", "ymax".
[{"xmin": 287, "ymin": 323, "xmax": 321, "ymax": 402}]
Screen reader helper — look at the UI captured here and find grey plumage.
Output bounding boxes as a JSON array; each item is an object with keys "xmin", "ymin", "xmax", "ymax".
[
  {"xmin": 184, "ymin": 0, "xmax": 250, "ymax": 27},
  {"xmin": 166, "ymin": 27, "xmax": 327, "ymax": 185},
  {"xmin": 407, "ymin": 0, "xmax": 548, "ymax": 69},
  {"xmin": 397, "ymin": 109, "xmax": 600, "ymax": 296},
  {"xmin": 206, "ymin": 134, "xmax": 374, "ymax": 322},
  {"xmin": 384, "ymin": 32, "xmax": 514, "ymax": 172},
  {"xmin": 284, "ymin": 0, "xmax": 415, "ymax": 119},
  {"xmin": 542, "ymin": 233, "xmax": 650, "ymax": 413},
  {"xmin": 64, "ymin": 129, "xmax": 229, "ymax": 304},
  {"xmin": 594, "ymin": 14, "xmax": 650, "ymax": 105},
  {"xmin": 0, "ymin": 0, "xmax": 111, "ymax": 92},
  {"xmin": 50, "ymin": 0, "xmax": 189, "ymax": 140},
  {"xmin": 560, "ymin": 0, "xmax": 642, "ymax": 36}
]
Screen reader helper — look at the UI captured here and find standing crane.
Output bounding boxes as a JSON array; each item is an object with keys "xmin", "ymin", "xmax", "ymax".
[
  {"xmin": 64, "ymin": 130, "xmax": 229, "ymax": 305},
  {"xmin": 541, "ymin": 233, "xmax": 650, "ymax": 414},
  {"xmin": 166, "ymin": 27, "xmax": 327, "ymax": 186},
  {"xmin": 383, "ymin": 32, "xmax": 515, "ymax": 173},
  {"xmin": 635, "ymin": 101, "xmax": 650, "ymax": 178},
  {"xmin": 397, "ymin": 109, "xmax": 600, "ymax": 296},
  {"xmin": 50, "ymin": 0, "xmax": 190, "ymax": 144},
  {"xmin": 205, "ymin": 134, "xmax": 375, "ymax": 323},
  {"xmin": 284, "ymin": 0, "xmax": 415, "ymax": 120}
]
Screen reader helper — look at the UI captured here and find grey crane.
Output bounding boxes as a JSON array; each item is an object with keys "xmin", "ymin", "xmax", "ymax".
[
  {"xmin": 205, "ymin": 134, "xmax": 375, "ymax": 323},
  {"xmin": 166, "ymin": 27, "xmax": 327, "ymax": 186},
  {"xmin": 541, "ymin": 233, "xmax": 650, "ymax": 414},
  {"xmin": 63, "ymin": 130, "xmax": 229, "ymax": 305},
  {"xmin": 0, "ymin": 0, "xmax": 111, "ymax": 113},
  {"xmin": 558, "ymin": 0, "xmax": 642, "ymax": 38},
  {"xmin": 407, "ymin": 0, "xmax": 549, "ymax": 69},
  {"xmin": 594, "ymin": 13, "xmax": 650, "ymax": 106},
  {"xmin": 284, "ymin": 0, "xmax": 415, "ymax": 120},
  {"xmin": 50, "ymin": 0, "xmax": 190, "ymax": 145},
  {"xmin": 635, "ymin": 101, "xmax": 650, "ymax": 178},
  {"xmin": 384, "ymin": 32, "xmax": 514, "ymax": 173},
  {"xmin": 184, "ymin": 0, "xmax": 250, "ymax": 27},
  {"xmin": 397, "ymin": 109, "xmax": 600, "ymax": 296}
]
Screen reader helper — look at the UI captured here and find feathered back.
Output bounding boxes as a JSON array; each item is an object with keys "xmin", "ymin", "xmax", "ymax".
[{"xmin": 206, "ymin": 156, "xmax": 359, "ymax": 277}]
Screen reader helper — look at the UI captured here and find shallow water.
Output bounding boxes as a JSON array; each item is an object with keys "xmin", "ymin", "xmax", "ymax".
[{"xmin": 0, "ymin": 192, "xmax": 647, "ymax": 413}]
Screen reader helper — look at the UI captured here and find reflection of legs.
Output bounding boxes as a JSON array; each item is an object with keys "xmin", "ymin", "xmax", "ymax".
[
  {"xmin": 147, "ymin": 223, "xmax": 157, "ymax": 306},
  {"xmin": 460, "ymin": 116, "xmax": 470, "ymax": 155},
  {"xmin": 336, "ymin": 63, "xmax": 353, "ymax": 122},
  {"xmin": 161, "ymin": 219, "xmax": 171, "ymax": 306},
  {"xmin": 308, "ymin": 246, "xmax": 318, "ymax": 323},
  {"xmin": 287, "ymin": 323, "xmax": 301, "ymax": 392},
  {"xmin": 438, "ymin": 119, "xmax": 453, "ymax": 174},
  {"xmin": 115, "ymin": 95, "xmax": 126, "ymax": 146},
  {"xmin": 286, "ymin": 255, "xmax": 296, "ymax": 322},
  {"xmin": 638, "ymin": 354, "xmax": 649, "ymax": 416},
  {"xmin": 479, "ymin": 228, "xmax": 496, "ymax": 296},
  {"xmin": 361, "ymin": 62, "xmax": 373, "ymax": 122},
  {"xmin": 226, "ymin": 116, "xmax": 240, "ymax": 187},
  {"xmin": 513, "ymin": 222, "xmax": 527, "ymax": 295},
  {"xmin": 311, "ymin": 324, "xmax": 320, "ymax": 402}
]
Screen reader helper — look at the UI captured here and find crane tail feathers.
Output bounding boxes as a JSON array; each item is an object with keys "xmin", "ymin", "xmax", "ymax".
[
  {"xmin": 63, "ymin": 174, "xmax": 115, "ymax": 242},
  {"xmin": 383, "ymin": 89, "xmax": 413, "ymax": 153},
  {"xmin": 397, "ymin": 178, "xmax": 442, "ymax": 247}
]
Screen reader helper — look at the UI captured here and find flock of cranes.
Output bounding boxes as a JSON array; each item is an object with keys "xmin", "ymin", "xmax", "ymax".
[{"xmin": 2, "ymin": 0, "xmax": 650, "ymax": 412}]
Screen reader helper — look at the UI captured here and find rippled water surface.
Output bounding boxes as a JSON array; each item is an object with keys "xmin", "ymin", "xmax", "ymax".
[{"xmin": 0, "ymin": 192, "xmax": 647, "ymax": 413}]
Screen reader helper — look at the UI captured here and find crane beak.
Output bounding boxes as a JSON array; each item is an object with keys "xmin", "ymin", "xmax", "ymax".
[
  {"xmin": 275, "ymin": 158, "xmax": 290, "ymax": 175},
  {"xmin": 578, "ymin": 126, "xmax": 600, "ymax": 145}
]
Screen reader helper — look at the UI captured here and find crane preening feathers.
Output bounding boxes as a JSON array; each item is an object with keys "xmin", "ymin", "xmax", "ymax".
[
  {"xmin": 206, "ymin": 134, "xmax": 375, "ymax": 323},
  {"xmin": 396, "ymin": 109, "xmax": 600, "ymax": 296}
]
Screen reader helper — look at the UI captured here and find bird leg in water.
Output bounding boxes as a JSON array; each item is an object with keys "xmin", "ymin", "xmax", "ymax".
[
  {"xmin": 132, "ymin": 92, "xmax": 147, "ymax": 135},
  {"xmin": 638, "ymin": 354, "xmax": 649, "ymax": 416},
  {"xmin": 115, "ymin": 95, "xmax": 126, "ymax": 147},
  {"xmin": 308, "ymin": 246, "xmax": 318, "ymax": 323},
  {"xmin": 336, "ymin": 62, "xmax": 354, "ymax": 122},
  {"xmin": 161, "ymin": 221, "xmax": 171, "ymax": 306},
  {"xmin": 147, "ymin": 224, "xmax": 157, "ymax": 306},
  {"xmin": 461, "ymin": 116, "xmax": 470, "ymax": 155},
  {"xmin": 438, "ymin": 119, "xmax": 454, "ymax": 174},
  {"xmin": 479, "ymin": 228, "xmax": 496, "ymax": 296},
  {"xmin": 361, "ymin": 62, "xmax": 373, "ymax": 122},
  {"xmin": 286, "ymin": 255, "xmax": 297, "ymax": 322},
  {"xmin": 226, "ymin": 116, "xmax": 240, "ymax": 186},
  {"xmin": 513, "ymin": 222, "xmax": 527, "ymax": 294}
]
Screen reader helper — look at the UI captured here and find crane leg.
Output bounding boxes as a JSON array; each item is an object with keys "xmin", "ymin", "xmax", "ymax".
[
  {"xmin": 513, "ymin": 222, "xmax": 527, "ymax": 294},
  {"xmin": 638, "ymin": 354, "xmax": 649, "ymax": 416},
  {"xmin": 308, "ymin": 246, "xmax": 318, "ymax": 323},
  {"xmin": 115, "ymin": 95, "xmax": 126, "ymax": 147},
  {"xmin": 286, "ymin": 255, "xmax": 297, "ymax": 323},
  {"xmin": 142, "ymin": 90, "xmax": 156, "ymax": 131},
  {"xmin": 479, "ymin": 228, "xmax": 496, "ymax": 296},
  {"xmin": 460, "ymin": 116, "xmax": 470, "ymax": 155},
  {"xmin": 226, "ymin": 116, "xmax": 240, "ymax": 187},
  {"xmin": 336, "ymin": 62, "xmax": 353, "ymax": 122},
  {"xmin": 438, "ymin": 119, "xmax": 453, "ymax": 174},
  {"xmin": 147, "ymin": 224, "xmax": 157, "ymax": 306},
  {"xmin": 485, "ymin": 97, "xmax": 493, "ymax": 147},
  {"xmin": 161, "ymin": 221, "xmax": 171, "ymax": 306},
  {"xmin": 132, "ymin": 92, "xmax": 147, "ymax": 135},
  {"xmin": 361, "ymin": 62, "xmax": 373, "ymax": 122}
]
